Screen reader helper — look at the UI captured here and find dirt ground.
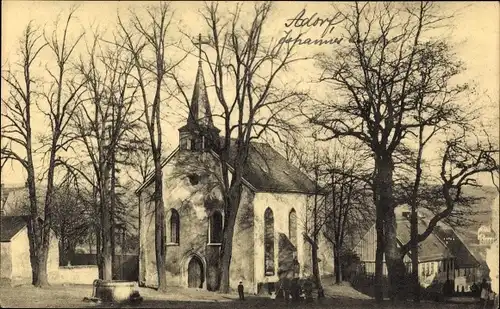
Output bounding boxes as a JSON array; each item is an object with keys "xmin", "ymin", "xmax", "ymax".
[{"xmin": 0, "ymin": 283, "xmax": 491, "ymax": 309}]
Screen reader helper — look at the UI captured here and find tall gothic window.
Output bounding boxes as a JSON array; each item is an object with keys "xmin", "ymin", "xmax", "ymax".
[
  {"xmin": 289, "ymin": 209, "xmax": 297, "ymax": 247},
  {"xmin": 209, "ymin": 210, "xmax": 223, "ymax": 244},
  {"xmin": 170, "ymin": 209, "xmax": 180, "ymax": 244},
  {"xmin": 264, "ymin": 207, "xmax": 275, "ymax": 276}
]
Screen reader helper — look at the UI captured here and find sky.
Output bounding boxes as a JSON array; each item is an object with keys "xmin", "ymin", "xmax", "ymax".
[{"xmin": 1, "ymin": 1, "xmax": 499, "ymax": 187}]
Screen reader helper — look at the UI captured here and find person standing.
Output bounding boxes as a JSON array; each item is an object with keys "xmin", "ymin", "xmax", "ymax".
[
  {"xmin": 238, "ymin": 281, "xmax": 245, "ymax": 301},
  {"xmin": 480, "ymin": 279, "xmax": 490, "ymax": 309}
]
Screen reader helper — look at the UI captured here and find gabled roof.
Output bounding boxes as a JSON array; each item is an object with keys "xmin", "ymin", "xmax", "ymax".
[
  {"xmin": 135, "ymin": 139, "xmax": 317, "ymax": 195},
  {"xmin": 1, "ymin": 186, "xmax": 46, "ymax": 216},
  {"xmin": 434, "ymin": 226, "xmax": 480, "ymax": 268},
  {"xmin": 225, "ymin": 140, "xmax": 316, "ymax": 194},
  {"xmin": 396, "ymin": 220, "xmax": 453, "ymax": 262},
  {"xmin": 1, "ymin": 215, "xmax": 30, "ymax": 242}
]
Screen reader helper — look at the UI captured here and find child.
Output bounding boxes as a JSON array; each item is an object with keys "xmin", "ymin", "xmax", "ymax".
[{"xmin": 238, "ymin": 281, "xmax": 245, "ymax": 301}]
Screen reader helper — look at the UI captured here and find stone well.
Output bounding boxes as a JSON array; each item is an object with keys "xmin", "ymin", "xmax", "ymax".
[{"xmin": 94, "ymin": 280, "xmax": 139, "ymax": 303}]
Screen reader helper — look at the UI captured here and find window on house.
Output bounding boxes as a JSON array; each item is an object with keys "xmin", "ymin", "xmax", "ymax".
[
  {"xmin": 430, "ymin": 262, "xmax": 434, "ymax": 275},
  {"xmin": 191, "ymin": 139, "xmax": 196, "ymax": 151},
  {"xmin": 170, "ymin": 209, "xmax": 180, "ymax": 244},
  {"xmin": 264, "ymin": 207, "xmax": 275, "ymax": 276},
  {"xmin": 209, "ymin": 210, "xmax": 223, "ymax": 244},
  {"xmin": 289, "ymin": 209, "xmax": 297, "ymax": 247}
]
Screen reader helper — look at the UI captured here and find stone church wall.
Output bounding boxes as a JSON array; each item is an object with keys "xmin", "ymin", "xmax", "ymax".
[
  {"xmin": 253, "ymin": 192, "xmax": 310, "ymax": 292},
  {"xmin": 139, "ymin": 152, "xmax": 256, "ymax": 291}
]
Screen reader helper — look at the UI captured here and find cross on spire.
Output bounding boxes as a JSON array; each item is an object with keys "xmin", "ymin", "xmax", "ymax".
[{"xmin": 194, "ymin": 33, "xmax": 210, "ymax": 64}]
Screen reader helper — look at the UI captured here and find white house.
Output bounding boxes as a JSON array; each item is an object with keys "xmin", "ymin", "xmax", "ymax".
[{"xmin": 0, "ymin": 215, "xmax": 98, "ymax": 286}]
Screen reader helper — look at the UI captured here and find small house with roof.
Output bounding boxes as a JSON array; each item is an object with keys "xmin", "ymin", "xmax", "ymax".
[
  {"xmin": 434, "ymin": 226, "xmax": 481, "ymax": 292},
  {"xmin": 136, "ymin": 52, "xmax": 333, "ymax": 294},
  {"xmin": 0, "ymin": 215, "xmax": 99, "ymax": 286},
  {"xmin": 0, "ymin": 216, "xmax": 59, "ymax": 286},
  {"xmin": 353, "ymin": 207, "xmax": 456, "ymax": 288}
]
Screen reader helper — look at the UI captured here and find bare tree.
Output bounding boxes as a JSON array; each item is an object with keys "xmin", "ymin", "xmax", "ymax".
[
  {"xmin": 1, "ymin": 21, "xmax": 46, "ymax": 286},
  {"xmin": 70, "ymin": 24, "xmax": 141, "ymax": 279},
  {"xmin": 116, "ymin": 2, "xmax": 183, "ymax": 291},
  {"xmin": 51, "ymin": 174, "xmax": 92, "ymax": 266},
  {"xmin": 322, "ymin": 146, "xmax": 373, "ymax": 284},
  {"xmin": 304, "ymin": 2, "xmax": 487, "ymax": 301},
  {"xmin": 1, "ymin": 9, "xmax": 84, "ymax": 286}
]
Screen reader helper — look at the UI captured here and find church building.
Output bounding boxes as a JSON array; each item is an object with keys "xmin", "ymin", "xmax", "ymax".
[{"xmin": 135, "ymin": 52, "xmax": 333, "ymax": 294}]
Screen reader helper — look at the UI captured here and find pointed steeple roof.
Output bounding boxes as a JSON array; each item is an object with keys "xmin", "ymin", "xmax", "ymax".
[{"xmin": 187, "ymin": 60, "xmax": 214, "ymax": 128}]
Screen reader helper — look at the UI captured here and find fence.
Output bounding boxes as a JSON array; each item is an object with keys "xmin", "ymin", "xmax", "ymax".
[{"xmin": 349, "ymin": 273, "xmax": 455, "ymax": 301}]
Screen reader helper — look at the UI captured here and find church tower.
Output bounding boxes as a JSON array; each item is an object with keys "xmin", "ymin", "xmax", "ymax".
[{"xmin": 178, "ymin": 34, "xmax": 220, "ymax": 152}]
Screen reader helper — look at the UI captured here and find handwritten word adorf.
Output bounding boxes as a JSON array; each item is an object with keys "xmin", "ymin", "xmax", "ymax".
[{"xmin": 279, "ymin": 9, "xmax": 344, "ymax": 47}]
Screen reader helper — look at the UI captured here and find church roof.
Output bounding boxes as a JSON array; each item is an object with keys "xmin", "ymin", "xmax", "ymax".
[
  {"xmin": 135, "ymin": 139, "xmax": 317, "ymax": 195},
  {"xmin": 224, "ymin": 140, "xmax": 316, "ymax": 194}
]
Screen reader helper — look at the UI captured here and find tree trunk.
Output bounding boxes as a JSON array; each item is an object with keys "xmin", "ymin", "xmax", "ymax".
[
  {"xmin": 375, "ymin": 156, "xmax": 405, "ymax": 301},
  {"xmin": 410, "ymin": 210, "xmax": 420, "ymax": 302},
  {"xmin": 35, "ymin": 147, "xmax": 58, "ymax": 287},
  {"xmin": 153, "ymin": 159, "xmax": 167, "ymax": 292},
  {"xmin": 334, "ymin": 247, "xmax": 342, "ymax": 284},
  {"xmin": 26, "ymin": 209, "xmax": 40, "ymax": 286},
  {"xmin": 219, "ymin": 214, "xmax": 235, "ymax": 293},
  {"xmin": 100, "ymin": 165, "xmax": 113, "ymax": 280},
  {"xmin": 375, "ymin": 207, "xmax": 384, "ymax": 302},
  {"xmin": 219, "ymin": 185, "xmax": 242, "ymax": 293},
  {"xmin": 96, "ymin": 226, "xmax": 103, "ymax": 279},
  {"xmin": 138, "ymin": 192, "xmax": 146, "ymax": 285},
  {"xmin": 311, "ymin": 242, "xmax": 322, "ymax": 287},
  {"xmin": 111, "ymin": 152, "xmax": 116, "ymax": 279}
]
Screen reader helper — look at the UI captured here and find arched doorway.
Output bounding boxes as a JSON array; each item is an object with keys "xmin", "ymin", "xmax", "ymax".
[{"xmin": 187, "ymin": 256, "xmax": 204, "ymax": 288}]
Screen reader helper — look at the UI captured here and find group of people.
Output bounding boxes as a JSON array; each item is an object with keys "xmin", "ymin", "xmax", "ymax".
[
  {"xmin": 237, "ymin": 278, "xmax": 321, "ymax": 302},
  {"xmin": 478, "ymin": 278, "xmax": 497, "ymax": 309}
]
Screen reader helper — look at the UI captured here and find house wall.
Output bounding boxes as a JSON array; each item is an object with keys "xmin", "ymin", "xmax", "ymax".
[
  {"xmin": 0, "ymin": 242, "xmax": 12, "ymax": 285},
  {"xmin": 253, "ymin": 192, "xmax": 306, "ymax": 289},
  {"xmin": 140, "ymin": 152, "xmax": 255, "ymax": 292},
  {"xmin": 353, "ymin": 224, "xmax": 388, "ymax": 275},
  {"xmin": 10, "ymin": 227, "xmax": 34, "ymax": 285},
  {"xmin": 9, "ymin": 228, "xmax": 59, "ymax": 285}
]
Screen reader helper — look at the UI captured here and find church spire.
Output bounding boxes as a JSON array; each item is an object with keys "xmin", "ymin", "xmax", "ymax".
[
  {"xmin": 187, "ymin": 33, "xmax": 213, "ymax": 128},
  {"xmin": 178, "ymin": 34, "xmax": 220, "ymax": 152}
]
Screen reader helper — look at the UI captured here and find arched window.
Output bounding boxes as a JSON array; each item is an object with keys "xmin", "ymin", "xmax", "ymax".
[
  {"xmin": 264, "ymin": 207, "xmax": 275, "ymax": 276},
  {"xmin": 289, "ymin": 209, "xmax": 297, "ymax": 247},
  {"xmin": 209, "ymin": 210, "xmax": 223, "ymax": 244},
  {"xmin": 170, "ymin": 209, "xmax": 180, "ymax": 244}
]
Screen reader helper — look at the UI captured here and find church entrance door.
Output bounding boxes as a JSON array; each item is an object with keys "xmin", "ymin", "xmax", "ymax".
[{"xmin": 187, "ymin": 256, "xmax": 204, "ymax": 288}]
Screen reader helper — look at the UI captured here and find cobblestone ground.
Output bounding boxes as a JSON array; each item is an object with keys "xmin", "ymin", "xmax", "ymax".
[{"xmin": 0, "ymin": 284, "xmax": 492, "ymax": 309}]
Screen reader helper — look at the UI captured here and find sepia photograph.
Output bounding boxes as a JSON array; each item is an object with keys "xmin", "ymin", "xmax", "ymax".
[{"xmin": 0, "ymin": 1, "xmax": 498, "ymax": 308}]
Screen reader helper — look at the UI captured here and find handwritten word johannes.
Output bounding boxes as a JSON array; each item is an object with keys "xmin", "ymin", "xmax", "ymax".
[{"xmin": 279, "ymin": 9, "xmax": 344, "ymax": 47}]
